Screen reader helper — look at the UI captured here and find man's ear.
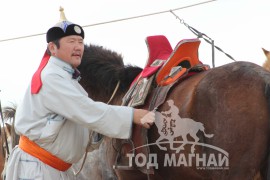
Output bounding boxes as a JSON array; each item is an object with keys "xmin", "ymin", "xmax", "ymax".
[{"xmin": 48, "ymin": 42, "xmax": 57, "ymax": 55}]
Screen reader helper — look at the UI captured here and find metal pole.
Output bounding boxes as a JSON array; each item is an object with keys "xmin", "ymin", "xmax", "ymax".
[{"xmin": 212, "ymin": 39, "xmax": 215, "ymax": 68}]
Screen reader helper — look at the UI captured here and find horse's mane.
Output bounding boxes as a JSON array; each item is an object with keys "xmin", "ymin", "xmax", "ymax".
[
  {"xmin": 1, "ymin": 104, "xmax": 19, "ymax": 148},
  {"xmin": 2, "ymin": 105, "xmax": 16, "ymax": 121},
  {"xmin": 78, "ymin": 44, "xmax": 142, "ymax": 101}
]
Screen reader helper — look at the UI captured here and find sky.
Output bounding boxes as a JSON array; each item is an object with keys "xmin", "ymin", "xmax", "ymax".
[{"xmin": 0, "ymin": 0, "xmax": 270, "ymax": 107}]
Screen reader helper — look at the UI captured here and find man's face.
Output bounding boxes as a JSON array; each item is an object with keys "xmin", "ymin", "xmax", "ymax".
[{"xmin": 49, "ymin": 35, "xmax": 84, "ymax": 68}]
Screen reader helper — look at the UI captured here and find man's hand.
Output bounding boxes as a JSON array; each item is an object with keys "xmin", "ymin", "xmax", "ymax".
[{"xmin": 133, "ymin": 109, "xmax": 155, "ymax": 129}]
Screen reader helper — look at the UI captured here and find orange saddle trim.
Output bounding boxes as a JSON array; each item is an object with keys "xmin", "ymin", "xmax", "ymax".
[
  {"xmin": 156, "ymin": 38, "xmax": 201, "ymax": 86},
  {"xmin": 19, "ymin": 135, "xmax": 72, "ymax": 171},
  {"xmin": 158, "ymin": 67, "xmax": 187, "ymax": 86}
]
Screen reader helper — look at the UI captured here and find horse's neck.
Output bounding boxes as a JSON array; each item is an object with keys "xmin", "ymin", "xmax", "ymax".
[
  {"xmin": 4, "ymin": 126, "xmax": 11, "ymax": 138},
  {"xmin": 2, "ymin": 126, "xmax": 12, "ymax": 153},
  {"xmin": 2, "ymin": 123, "xmax": 19, "ymax": 150}
]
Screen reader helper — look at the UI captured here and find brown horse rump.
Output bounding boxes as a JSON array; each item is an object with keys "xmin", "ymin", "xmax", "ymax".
[{"xmin": 113, "ymin": 61, "xmax": 270, "ymax": 179}]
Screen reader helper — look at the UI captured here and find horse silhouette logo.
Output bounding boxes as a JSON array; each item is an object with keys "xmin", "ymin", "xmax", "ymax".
[{"xmin": 155, "ymin": 99, "xmax": 214, "ymax": 153}]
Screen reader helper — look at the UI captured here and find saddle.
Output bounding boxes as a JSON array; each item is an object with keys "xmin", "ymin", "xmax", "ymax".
[
  {"xmin": 123, "ymin": 35, "xmax": 173, "ymax": 107},
  {"xmin": 114, "ymin": 35, "xmax": 209, "ymax": 175}
]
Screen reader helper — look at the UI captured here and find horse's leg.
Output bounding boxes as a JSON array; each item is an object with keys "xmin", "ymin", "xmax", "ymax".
[
  {"xmin": 189, "ymin": 132, "xmax": 199, "ymax": 154},
  {"xmin": 176, "ymin": 135, "xmax": 187, "ymax": 153}
]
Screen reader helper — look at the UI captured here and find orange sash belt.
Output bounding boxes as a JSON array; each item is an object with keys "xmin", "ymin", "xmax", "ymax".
[{"xmin": 19, "ymin": 135, "xmax": 71, "ymax": 171}]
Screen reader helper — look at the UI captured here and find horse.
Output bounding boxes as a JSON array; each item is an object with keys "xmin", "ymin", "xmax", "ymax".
[
  {"xmin": 0, "ymin": 125, "xmax": 10, "ymax": 180},
  {"xmin": 76, "ymin": 43, "xmax": 270, "ymax": 180},
  {"xmin": 0, "ymin": 105, "xmax": 18, "ymax": 180}
]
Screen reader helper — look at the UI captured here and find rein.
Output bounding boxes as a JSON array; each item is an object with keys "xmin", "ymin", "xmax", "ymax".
[
  {"xmin": 107, "ymin": 81, "xmax": 121, "ymax": 104},
  {"xmin": 73, "ymin": 80, "xmax": 121, "ymax": 176}
]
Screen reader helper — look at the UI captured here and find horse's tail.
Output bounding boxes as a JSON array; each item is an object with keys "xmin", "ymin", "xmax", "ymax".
[{"xmin": 199, "ymin": 123, "xmax": 214, "ymax": 138}]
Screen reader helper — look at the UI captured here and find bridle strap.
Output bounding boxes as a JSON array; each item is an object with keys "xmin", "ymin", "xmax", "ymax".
[{"xmin": 107, "ymin": 81, "xmax": 120, "ymax": 104}]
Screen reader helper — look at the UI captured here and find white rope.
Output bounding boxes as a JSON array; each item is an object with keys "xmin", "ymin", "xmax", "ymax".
[
  {"xmin": 83, "ymin": 0, "xmax": 217, "ymax": 28},
  {"xmin": 0, "ymin": 0, "xmax": 217, "ymax": 43}
]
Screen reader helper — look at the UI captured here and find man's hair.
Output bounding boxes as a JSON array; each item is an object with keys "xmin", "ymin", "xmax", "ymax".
[{"xmin": 46, "ymin": 39, "xmax": 60, "ymax": 55}]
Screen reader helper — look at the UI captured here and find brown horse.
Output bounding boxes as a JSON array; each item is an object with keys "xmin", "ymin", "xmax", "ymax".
[
  {"xmin": 0, "ymin": 105, "xmax": 18, "ymax": 180},
  {"xmin": 77, "ymin": 43, "xmax": 270, "ymax": 180},
  {"xmin": 0, "ymin": 125, "xmax": 9, "ymax": 180}
]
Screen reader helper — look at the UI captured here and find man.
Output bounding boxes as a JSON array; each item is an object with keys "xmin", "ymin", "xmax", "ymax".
[{"xmin": 5, "ymin": 7, "xmax": 155, "ymax": 180}]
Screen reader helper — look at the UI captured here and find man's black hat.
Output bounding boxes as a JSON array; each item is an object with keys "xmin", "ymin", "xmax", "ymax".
[{"xmin": 46, "ymin": 7, "xmax": 84, "ymax": 43}]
